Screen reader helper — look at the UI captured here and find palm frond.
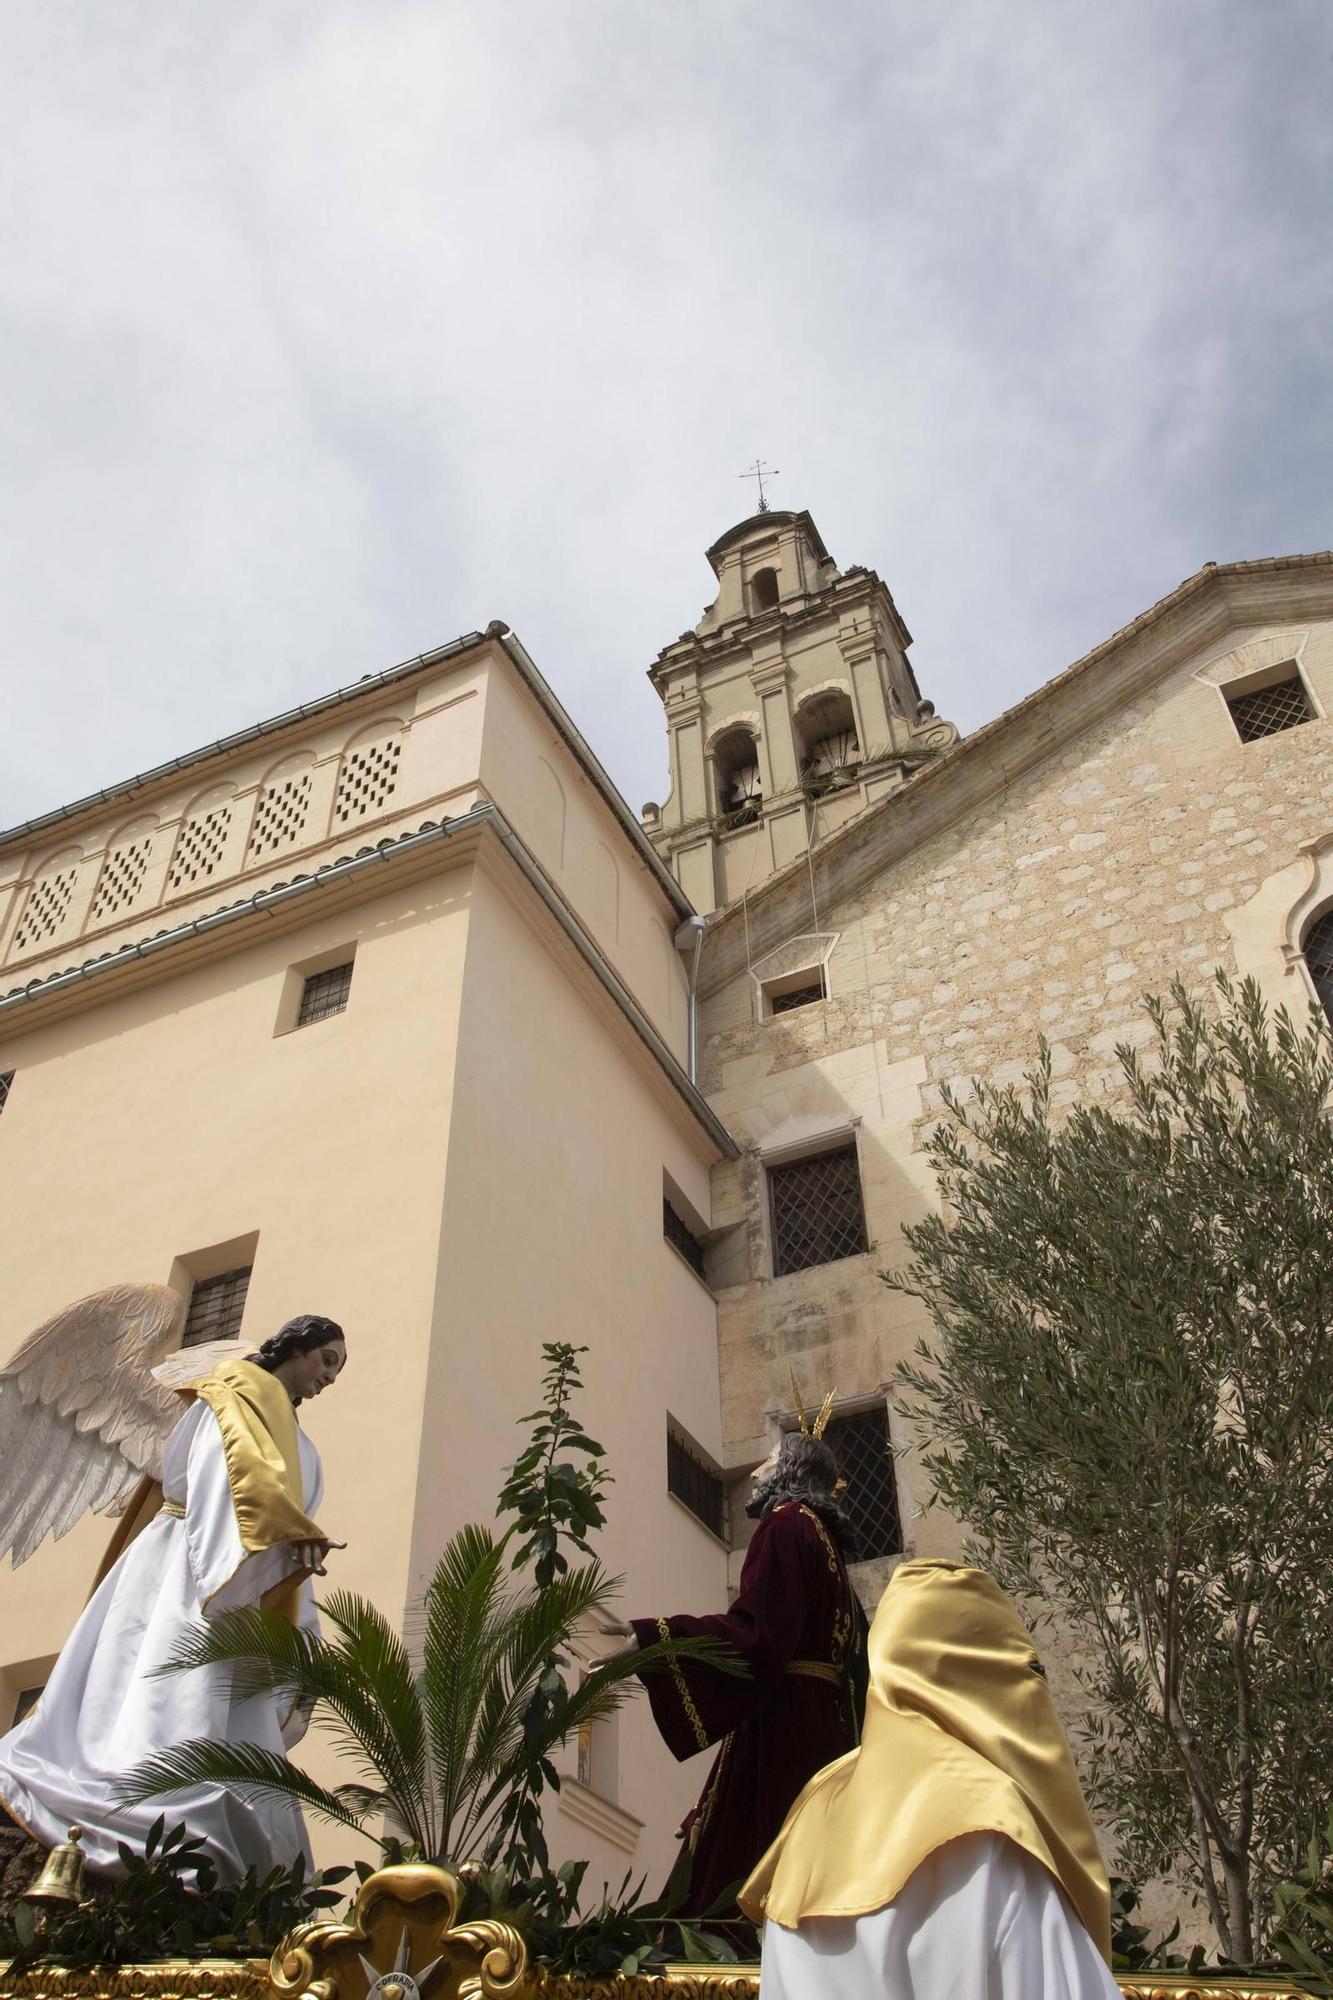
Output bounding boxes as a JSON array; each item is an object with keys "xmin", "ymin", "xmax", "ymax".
[
  {"xmin": 115, "ymin": 1738, "xmax": 376, "ymax": 1838},
  {"xmin": 457, "ymin": 1563, "xmax": 621, "ymax": 1811},
  {"xmin": 152, "ymin": 1601, "xmax": 430, "ymax": 1842},
  {"xmin": 320, "ymin": 1591, "xmax": 432, "ymax": 1847},
  {"xmin": 417, "ymin": 1526, "xmax": 510, "ymax": 1845}
]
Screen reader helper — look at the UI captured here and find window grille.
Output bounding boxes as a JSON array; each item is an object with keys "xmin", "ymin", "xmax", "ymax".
[
  {"xmin": 1225, "ymin": 672, "xmax": 1313, "ymax": 743},
  {"xmin": 1303, "ymin": 909, "xmax": 1333, "ymax": 1026},
  {"xmin": 667, "ymin": 1430, "xmax": 726, "ymax": 1539},
  {"xmin": 0, "ymin": 1072, "xmax": 12, "ymax": 1115},
  {"xmin": 298, "ymin": 961, "xmax": 354, "ymax": 1026},
  {"xmin": 182, "ymin": 1266, "xmax": 252, "ymax": 1347},
  {"xmin": 770, "ymin": 1143, "xmax": 869, "ymax": 1276},
  {"xmin": 663, "ymin": 1198, "xmax": 706, "ymax": 1279},
  {"xmin": 823, "ymin": 1404, "xmax": 902, "ymax": 1560},
  {"xmin": 769, "ymin": 974, "xmax": 826, "ymax": 1016}
]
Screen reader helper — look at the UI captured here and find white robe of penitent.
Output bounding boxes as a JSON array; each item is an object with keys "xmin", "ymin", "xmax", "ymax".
[
  {"xmin": 0, "ymin": 1398, "xmax": 322, "ymax": 1879},
  {"xmin": 759, "ymin": 1831, "xmax": 1123, "ymax": 2000}
]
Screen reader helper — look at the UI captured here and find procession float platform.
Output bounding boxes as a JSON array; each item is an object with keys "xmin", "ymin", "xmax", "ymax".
[{"xmin": 1, "ymin": 1864, "xmax": 1317, "ymax": 2000}]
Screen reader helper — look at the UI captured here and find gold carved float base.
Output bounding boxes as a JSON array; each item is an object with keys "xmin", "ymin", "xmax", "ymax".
[{"xmin": 0, "ymin": 1863, "xmax": 1317, "ymax": 2000}]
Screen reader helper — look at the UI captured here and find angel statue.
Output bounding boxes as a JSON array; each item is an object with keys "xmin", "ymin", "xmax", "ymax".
[{"xmin": 0, "ymin": 1285, "xmax": 346, "ymax": 1880}]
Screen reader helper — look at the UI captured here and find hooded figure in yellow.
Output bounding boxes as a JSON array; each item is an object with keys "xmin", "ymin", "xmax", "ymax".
[{"xmin": 740, "ymin": 1560, "xmax": 1119, "ymax": 2000}]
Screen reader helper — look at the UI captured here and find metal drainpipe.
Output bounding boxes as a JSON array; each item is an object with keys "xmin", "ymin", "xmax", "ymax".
[{"xmin": 674, "ymin": 915, "xmax": 708, "ymax": 1084}]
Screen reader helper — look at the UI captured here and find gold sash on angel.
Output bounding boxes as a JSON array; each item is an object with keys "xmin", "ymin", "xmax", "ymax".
[
  {"xmin": 191, "ymin": 1356, "xmax": 323, "ymax": 1617},
  {"xmin": 739, "ymin": 1560, "xmax": 1111, "ymax": 1963}
]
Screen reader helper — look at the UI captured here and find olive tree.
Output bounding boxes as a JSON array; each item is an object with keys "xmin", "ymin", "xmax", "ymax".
[{"xmin": 889, "ymin": 977, "xmax": 1333, "ymax": 1962}]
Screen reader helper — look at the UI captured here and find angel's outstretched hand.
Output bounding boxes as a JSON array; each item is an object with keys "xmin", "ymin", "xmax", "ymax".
[{"xmin": 292, "ymin": 1537, "xmax": 346, "ymax": 1576}]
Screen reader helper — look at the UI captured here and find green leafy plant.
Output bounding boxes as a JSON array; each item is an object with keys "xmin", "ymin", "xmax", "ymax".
[
  {"xmin": 888, "ymin": 976, "xmax": 1333, "ymax": 1962},
  {"xmin": 1107, "ymin": 1876, "xmax": 1184, "ymax": 1972},
  {"xmin": 456, "ymin": 1860, "xmax": 753, "ymax": 1973},
  {"xmin": 116, "ymin": 1344, "xmax": 741, "ymax": 1906},
  {"xmin": 0, "ymin": 1815, "xmax": 351, "ymax": 1970},
  {"xmin": 1267, "ymin": 1808, "xmax": 1333, "ymax": 1996}
]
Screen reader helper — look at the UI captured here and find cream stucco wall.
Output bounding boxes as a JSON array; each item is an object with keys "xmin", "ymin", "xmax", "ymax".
[
  {"xmin": 0, "ymin": 625, "xmax": 730, "ymax": 1899},
  {"xmin": 416, "ymin": 851, "xmax": 726, "ymax": 1891}
]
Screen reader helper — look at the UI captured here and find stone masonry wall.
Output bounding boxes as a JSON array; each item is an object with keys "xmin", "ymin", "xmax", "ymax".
[{"xmin": 699, "ymin": 615, "xmax": 1333, "ymax": 1598}]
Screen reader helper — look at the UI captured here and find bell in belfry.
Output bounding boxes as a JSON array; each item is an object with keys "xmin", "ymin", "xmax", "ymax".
[{"xmin": 24, "ymin": 1825, "xmax": 87, "ymax": 1909}]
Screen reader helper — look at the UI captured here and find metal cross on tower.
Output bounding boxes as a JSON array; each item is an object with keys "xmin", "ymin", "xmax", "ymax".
[{"xmin": 739, "ymin": 459, "xmax": 780, "ymax": 512}]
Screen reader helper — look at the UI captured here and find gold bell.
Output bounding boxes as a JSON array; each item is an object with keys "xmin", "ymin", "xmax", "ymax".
[{"xmin": 24, "ymin": 1825, "xmax": 87, "ymax": 1909}]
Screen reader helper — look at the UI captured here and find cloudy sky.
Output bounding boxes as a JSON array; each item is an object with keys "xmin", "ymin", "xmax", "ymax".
[{"xmin": 3, "ymin": 1, "xmax": 1330, "ymax": 830}]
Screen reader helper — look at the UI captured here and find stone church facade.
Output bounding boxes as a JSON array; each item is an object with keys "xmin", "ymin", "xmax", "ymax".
[{"xmin": 643, "ymin": 512, "xmax": 1333, "ymax": 1604}]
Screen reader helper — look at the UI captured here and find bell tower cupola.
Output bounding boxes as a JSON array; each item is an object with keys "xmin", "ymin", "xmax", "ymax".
[{"xmin": 641, "ymin": 509, "xmax": 958, "ymax": 915}]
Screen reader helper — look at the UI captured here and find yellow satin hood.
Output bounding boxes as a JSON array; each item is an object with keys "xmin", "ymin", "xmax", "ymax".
[{"xmin": 738, "ymin": 1560, "xmax": 1110, "ymax": 1961}]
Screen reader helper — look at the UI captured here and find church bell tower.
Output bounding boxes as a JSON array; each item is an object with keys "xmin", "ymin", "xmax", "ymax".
[{"xmin": 641, "ymin": 509, "xmax": 958, "ymax": 915}]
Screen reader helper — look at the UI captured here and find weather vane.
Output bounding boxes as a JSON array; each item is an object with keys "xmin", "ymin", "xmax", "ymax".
[{"xmin": 740, "ymin": 459, "xmax": 780, "ymax": 513}]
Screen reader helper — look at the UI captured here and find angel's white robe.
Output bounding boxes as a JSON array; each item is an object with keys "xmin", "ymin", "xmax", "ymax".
[
  {"xmin": 0, "ymin": 1397, "xmax": 321, "ymax": 1879},
  {"xmin": 759, "ymin": 1833, "xmax": 1122, "ymax": 2000}
]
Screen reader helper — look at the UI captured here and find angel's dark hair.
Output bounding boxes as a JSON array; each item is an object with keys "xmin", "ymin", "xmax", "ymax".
[{"xmin": 251, "ymin": 1314, "xmax": 345, "ymax": 1372}]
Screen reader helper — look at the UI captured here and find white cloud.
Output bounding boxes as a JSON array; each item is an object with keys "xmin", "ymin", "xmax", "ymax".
[{"xmin": 1, "ymin": 0, "xmax": 1329, "ymax": 829}]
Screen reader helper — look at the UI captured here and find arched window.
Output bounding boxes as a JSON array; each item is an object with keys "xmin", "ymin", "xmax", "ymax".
[
  {"xmin": 750, "ymin": 567, "xmax": 780, "ymax": 613},
  {"xmin": 713, "ymin": 727, "xmax": 763, "ymax": 827},
  {"xmin": 1302, "ymin": 908, "xmax": 1333, "ymax": 1024},
  {"xmin": 798, "ymin": 689, "xmax": 861, "ymax": 795}
]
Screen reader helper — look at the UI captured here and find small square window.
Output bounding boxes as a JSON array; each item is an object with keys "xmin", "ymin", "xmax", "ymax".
[
  {"xmin": 667, "ymin": 1428, "xmax": 726, "ymax": 1540},
  {"xmin": 770, "ymin": 1143, "xmax": 869, "ymax": 1276},
  {"xmin": 297, "ymin": 961, "xmax": 354, "ymax": 1027},
  {"xmin": 769, "ymin": 975, "xmax": 826, "ymax": 1016},
  {"xmin": 11, "ymin": 1684, "xmax": 44, "ymax": 1727},
  {"xmin": 822, "ymin": 1404, "xmax": 903, "ymax": 1561},
  {"xmin": 663, "ymin": 1198, "xmax": 707, "ymax": 1280},
  {"xmin": 1225, "ymin": 670, "xmax": 1313, "ymax": 743},
  {"xmin": 0, "ymin": 1071, "xmax": 13, "ymax": 1116},
  {"xmin": 182, "ymin": 1266, "xmax": 252, "ymax": 1347}
]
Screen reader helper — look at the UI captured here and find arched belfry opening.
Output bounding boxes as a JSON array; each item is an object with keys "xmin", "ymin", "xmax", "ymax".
[
  {"xmin": 798, "ymin": 689, "xmax": 861, "ymax": 794},
  {"xmin": 713, "ymin": 727, "xmax": 763, "ymax": 826},
  {"xmin": 750, "ymin": 566, "xmax": 780, "ymax": 614}
]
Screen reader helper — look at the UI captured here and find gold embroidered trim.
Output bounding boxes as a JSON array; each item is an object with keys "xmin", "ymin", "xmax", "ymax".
[
  {"xmin": 784, "ymin": 1659, "xmax": 841, "ymax": 1684},
  {"xmin": 796, "ymin": 1504, "xmax": 840, "ymax": 1577},
  {"xmin": 690, "ymin": 1732, "xmax": 733, "ymax": 1850},
  {"xmin": 159, "ymin": 1497, "xmax": 186, "ymax": 1518},
  {"xmin": 658, "ymin": 1615, "xmax": 709, "ymax": 1751}
]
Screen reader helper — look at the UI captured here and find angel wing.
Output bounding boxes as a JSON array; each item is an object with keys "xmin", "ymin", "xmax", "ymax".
[{"xmin": 0, "ymin": 1282, "xmax": 196, "ymax": 1568}]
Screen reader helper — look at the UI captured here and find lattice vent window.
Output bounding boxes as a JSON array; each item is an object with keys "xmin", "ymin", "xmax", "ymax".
[
  {"xmin": 168, "ymin": 807, "xmax": 233, "ymax": 890},
  {"xmin": 1225, "ymin": 671, "xmax": 1313, "ymax": 743},
  {"xmin": 182, "ymin": 1266, "xmax": 252, "ymax": 1347},
  {"xmin": 91, "ymin": 839, "xmax": 153, "ymax": 924},
  {"xmin": 334, "ymin": 735, "xmax": 402, "ymax": 824},
  {"xmin": 249, "ymin": 773, "xmax": 313, "ymax": 859},
  {"xmin": 822, "ymin": 1404, "xmax": 902, "ymax": 1560},
  {"xmin": 770, "ymin": 1143, "xmax": 869, "ymax": 1276},
  {"xmin": 0, "ymin": 1072, "xmax": 13, "ymax": 1116},
  {"xmin": 13, "ymin": 866, "xmax": 79, "ymax": 952}
]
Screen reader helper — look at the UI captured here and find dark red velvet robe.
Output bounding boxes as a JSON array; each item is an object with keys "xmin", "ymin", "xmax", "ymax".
[{"xmin": 631, "ymin": 1501, "xmax": 866, "ymax": 1918}]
